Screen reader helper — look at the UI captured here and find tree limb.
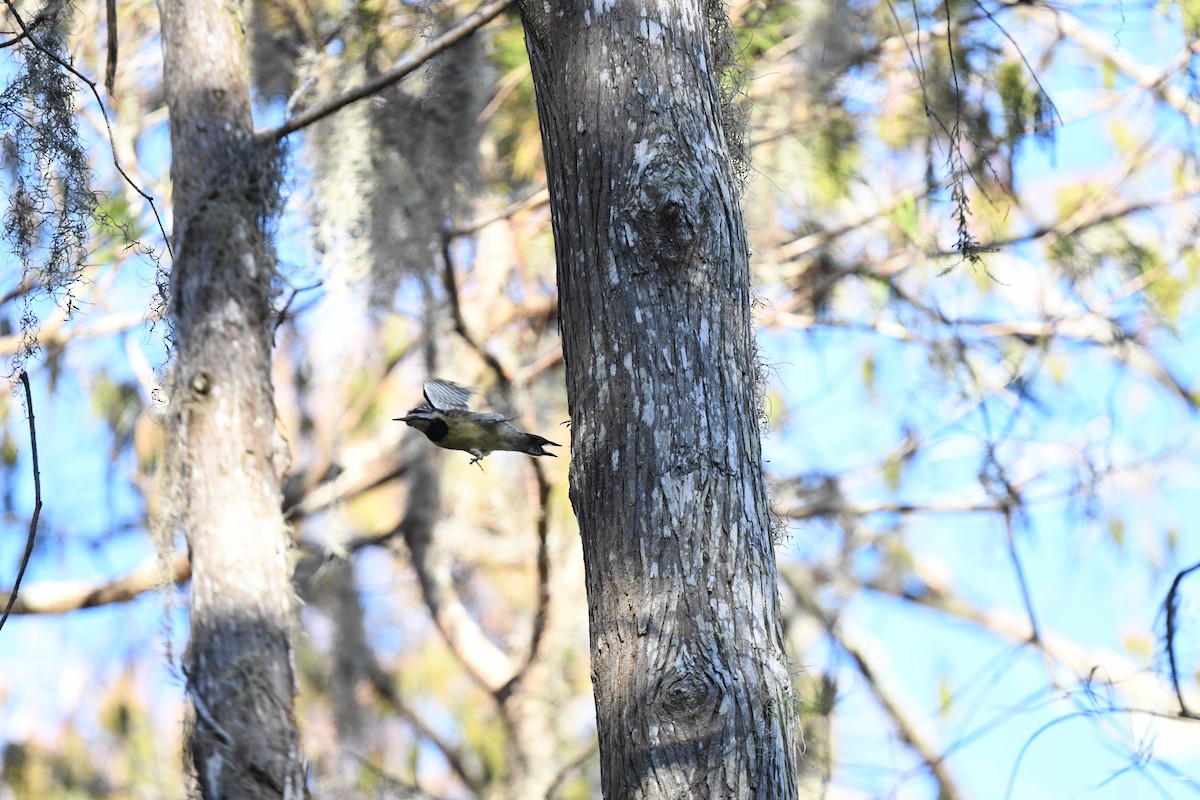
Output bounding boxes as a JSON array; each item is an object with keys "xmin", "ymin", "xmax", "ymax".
[
  {"xmin": 1161, "ymin": 561, "xmax": 1200, "ymax": 718},
  {"xmin": 783, "ymin": 565, "xmax": 964, "ymax": 800},
  {"xmin": 497, "ymin": 460, "xmax": 552, "ymax": 701},
  {"xmin": 861, "ymin": 562, "xmax": 1200, "ymax": 716},
  {"xmin": 0, "ymin": 551, "xmax": 190, "ymax": 616},
  {"xmin": 397, "ymin": 456, "xmax": 517, "ymax": 695},
  {"xmin": 0, "ymin": 372, "xmax": 42, "ymax": 631},
  {"xmin": 259, "ymin": 0, "xmax": 517, "ymax": 142},
  {"xmin": 441, "ymin": 233, "xmax": 511, "ymax": 389}
]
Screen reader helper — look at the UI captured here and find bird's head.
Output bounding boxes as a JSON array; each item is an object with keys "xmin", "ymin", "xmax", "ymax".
[
  {"xmin": 395, "ymin": 406, "xmax": 449, "ymax": 441},
  {"xmin": 397, "ymin": 405, "xmax": 435, "ymax": 428}
]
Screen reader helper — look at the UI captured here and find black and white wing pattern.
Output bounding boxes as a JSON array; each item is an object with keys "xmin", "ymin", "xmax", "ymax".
[{"xmin": 423, "ymin": 379, "xmax": 474, "ymax": 412}]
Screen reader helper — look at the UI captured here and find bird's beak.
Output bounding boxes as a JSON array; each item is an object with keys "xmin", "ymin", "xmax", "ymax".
[{"xmin": 396, "ymin": 415, "xmax": 416, "ymax": 423}]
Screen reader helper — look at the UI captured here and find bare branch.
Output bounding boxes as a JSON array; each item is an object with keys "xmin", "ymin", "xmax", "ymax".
[
  {"xmin": 398, "ymin": 456, "xmax": 517, "ymax": 695},
  {"xmin": 441, "ymin": 233, "xmax": 511, "ymax": 389},
  {"xmin": 958, "ymin": 186, "xmax": 1200, "ymax": 256},
  {"xmin": 285, "ymin": 434, "xmax": 411, "ymax": 522},
  {"xmin": 103, "ymin": 0, "xmax": 117, "ymax": 95},
  {"xmin": 781, "ymin": 497, "xmax": 1005, "ymax": 521},
  {"xmin": 345, "ymin": 752, "xmax": 452, "ymax": 800},
  {"xmin": 259, "ymin": 0, "xmax": 517, "ymax": 142},
  {"xmin": 0, "ymin": 372, "xmax": 43, "ymax": 631},
  {"xmin": 863, "ymin": 563, "xmax": 1200, "ymax": 716},
  {"xmin": 1161, "ymin": 561, "xmax": 1200, "ymax": 719},
  {"xmin": 0, "ymin": 273, "xmax": 41, "ymax": 307},
  {"xmin": 784, "ymin": 565, "xmax": 964, "ymax": 800},
  {"xmin": 0, "ymin": 4, "xmax": 49, "ymax": 47},
  {"xmin": 1021, "ymin": 1, "xmax": 1200, "ymax": 125},
  {"xmin": 0, "ymin": 309, "xmax": 157, "ymax": 357},
  {"xmin": 0, "ymin": 552, "xmax": 190, "ymax": 616},
  {"xmin": 362, "ymin": 663, "xmax": 484, "ymax": 792},
  {"xmin": 448, "ymin": 187, "xmax": 550, "ymax": 237},
  {"xmin": 498, "ymin": 460, "xmax": 553, "ymax": 701},
  {"xmin": 403, "ymin": 530, "xmax": 516, "ymax": 693}
]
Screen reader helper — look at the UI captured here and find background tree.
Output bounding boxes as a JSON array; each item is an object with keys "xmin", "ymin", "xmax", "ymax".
[
  {"xmin": 0, "ymin": 1, "xmax": 1198, "ymax": 799},
  {"xmin": 157, "ymin": 0, "xmax": 304, "ymax": 796}
]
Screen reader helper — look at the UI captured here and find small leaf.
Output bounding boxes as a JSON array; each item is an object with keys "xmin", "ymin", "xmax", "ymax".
[
  {"xmin": 861, "ymin": 352, "xmax": 877, "ymax": 403},
  {"xmin": 1123, "ymin": 632, "xmax": 1153, "ymax": 661},
  {"xmin": 882, "ymin": 452, "xmax": 903, "ymax": 492},
  {"xmin": 938, "ymin": 676, "xmax": 953, "ymax": 718},
  {"xmin": 1108, "ymin": 517, "xmax": 1125, "ymax": 549}
]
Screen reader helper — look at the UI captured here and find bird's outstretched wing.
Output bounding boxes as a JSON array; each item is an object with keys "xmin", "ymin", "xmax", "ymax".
[{"xmin": 423, "ymin": 379, "xmax": 474, "ymax": 411}]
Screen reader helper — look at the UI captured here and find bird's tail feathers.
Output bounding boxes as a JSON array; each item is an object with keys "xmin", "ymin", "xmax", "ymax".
[{"xmin": 523, "ymin": 433, "xmax": 560, "ymax": 457}]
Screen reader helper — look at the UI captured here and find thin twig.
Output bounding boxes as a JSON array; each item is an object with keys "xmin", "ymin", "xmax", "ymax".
[
  {"xmin": 188, "ymin": 680, "xmax": 235, "ymax": 747},
  {"xmin": 363, "ymin": 664, "xmax": 484, "ymax": 792},
  {"xmin": 441, "ymin": 233, "xmax": 511, "ymax": 388},
  {"xmin": 0, "ymin": 273, "xmax": 41, "ymax": 307},
  {"xmin": 498, "ymin": 460, "xmax": 553, "ymax": 702},
  {"xmin": 447, "ymin": 187, "xmax": 550, "ymax": 237},
  {"xmin": 786, "ymin": 568, "xmax": 965, "ymax": 800},
  {"xmin": 104, "ymin": 0, "xmax": 117, "ymax": 96},
  {"xmin": 544, "ymin": 740, "xmax": 601, "ymax": 799},
  {"xmin": 970, "ymin": 0, "xmax": 1062, "ymax": 129},
  {"xmin": 342, "ymin": 750, "xmax": 448, "ymax": 800},
  {"xmin": 0, "ymin": 5, "xmax": 48, "ymax": 49},
  {"xmin": 259, "ymin": 0, "xmax": 517, "ymax": 142},
  {"xmin": 2, "ymin": 0, "xmax": 172, "ymax": 257},
  {"xmin": 1001, "ymin": 505, "xmax": 1041, "ymax": 650},
  {"xmin": 1162, "ymin": 561, "xmax": 1200, "ymax": 718},
  {"xmin": 273, "ymin": 279, "xmax": 323, "ymax": 341},
  {"xmin": 0, "ymin": 372, "xmax": 43, "ymax": 632}
]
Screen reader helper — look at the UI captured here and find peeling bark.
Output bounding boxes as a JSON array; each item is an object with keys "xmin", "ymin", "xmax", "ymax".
[
  {"xmin": 519, "ymin": 2, "xmax": 799, "ymax": 797},
  {"xmin": 158, "ymin": 0, "xmax": 304, "ymax": 796}
]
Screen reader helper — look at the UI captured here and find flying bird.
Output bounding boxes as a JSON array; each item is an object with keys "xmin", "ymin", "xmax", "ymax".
[{"xmin": 396, "ymin": 379, "xmax": 559, "ymax": 467}]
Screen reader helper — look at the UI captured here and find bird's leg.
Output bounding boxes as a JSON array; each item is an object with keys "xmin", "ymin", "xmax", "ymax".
[{"xmin": 469, "ymin": 451, "xmax": 486, "ymax": 471}]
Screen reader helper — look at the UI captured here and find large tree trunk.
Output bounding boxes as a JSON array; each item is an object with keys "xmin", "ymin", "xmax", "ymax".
[
  {"xmin": 158, "ymin": 0, "xmax": 304, "ymax": 797},
  {"xmin": 519, "ymin": 3, "xmax": 799, "ymax": 798}
]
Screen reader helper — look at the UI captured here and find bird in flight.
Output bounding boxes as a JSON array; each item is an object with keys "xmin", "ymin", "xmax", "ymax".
[{"xmin": 396, "ymin": 379, "xmax": 559, "ymax": 467}]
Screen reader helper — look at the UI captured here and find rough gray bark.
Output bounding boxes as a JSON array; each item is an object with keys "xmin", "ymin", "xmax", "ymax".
[
  {"xmin": 519, "ymin": 2, "xmax": 799, "ymax": 797},
  {"xmin": 157, "ymin": 0, "xmax": 304, "ymax": 796}
]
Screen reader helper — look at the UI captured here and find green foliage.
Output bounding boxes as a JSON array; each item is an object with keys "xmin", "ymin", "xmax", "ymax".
[
  {"xmin": 488, "ymin": 24, "xmax": 542, "ymax": 186},
  {"xmin": 1118, "ymin": 238, "xmax": 1198, "ymax": 327},
  {"xmin": 882, "ymin": 451, "xmax": 903, "ymax": 492},
  {"xmin": 1, "ymin": 727, "xmax": 110, "ymax": 800},
  {"xmin": 736, "ymin": 2, "xmax": 799, "ymax": 60},
  {"xmin": 861, "ymin": 351, "xmax": 877, "ymax": 403},
  {"xmin": 995, "ymin": 60, "xmax": 1055, "ymax": 151},
  {"xmin": 1, "ymin": 426, "xmax": 17, "ymax": 467},
  {"xmin": 938, "ymin": 675, "xmax": 953, "ymax": 718},
  {"xmin": 888, "ymin": 195, "xmax": 922, "ymax": 244},
  {"xmin": 461, "ymin": 696, "xmax": 509, "ymax": 783},
  {"xmin": 1165, "ymin": 0, "xmax": 1200, "ymax": 35},
  {"xmin": 89, "ymin": 373, "xmax": 141, "ymax": 452},
  {"xmin": 811, "ymin": 109, "xmax": 859, "ymax": 201},
  {"xmin": 1108, "ymin": 516, "xmax": 1126, "ymax": 549}
]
